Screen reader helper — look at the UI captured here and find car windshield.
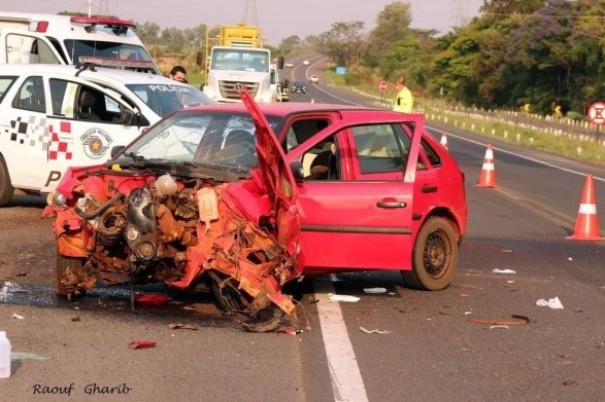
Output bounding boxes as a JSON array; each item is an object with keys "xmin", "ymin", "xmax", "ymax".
[
  {"xmin": 127, "ymin": 84, "xmax": 215, "ymax": 116},
  {"xmin": 210, "ymin": 48, "xmax": 270, "ymax": 73},
  {"xmin": 294, "ymin": 81, "xmax": 305, "ymax": 86},
  {"xmin": 118, "ymin": 110, "xmax": 282, "ymax": 175}
]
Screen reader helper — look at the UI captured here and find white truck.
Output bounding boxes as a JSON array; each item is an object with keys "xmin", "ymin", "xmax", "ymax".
[
  {"xmin": 200, "ymin": 24, "xmax": 285, "ymax": 103},
  {"xmin": 0, "ymin": 11, "xmax": 160, "ymax": 74}
]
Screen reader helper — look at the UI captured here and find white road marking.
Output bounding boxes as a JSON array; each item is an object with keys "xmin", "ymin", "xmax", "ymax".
[{"xmin": 314, "ymin": 277, "xmax": 368, "ymax": 402}]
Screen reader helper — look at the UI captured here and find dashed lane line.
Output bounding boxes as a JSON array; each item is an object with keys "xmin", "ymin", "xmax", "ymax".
[{"xmin": 314, "ymin": 276, "xmax": 368, "ymax": 402}]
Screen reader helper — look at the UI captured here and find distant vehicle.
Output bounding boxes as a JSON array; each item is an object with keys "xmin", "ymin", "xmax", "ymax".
[
  {"xmin": 291, "ymin": 80, "xmax": 307, "ymax": 94},
  {"xmin": 303, "ymin": 60, "xmax": 310, "ymax": 66},
  {"xmin": 44, "ymin": 88, "xmax": 468, "ymax": 332},
  {"xmin": 309, "ymin": 74, "xmax": 319, "ymax": 83},
  {"xmin": 0, "ymin": 63, "xmax": 214, "ymax": 204},
  {"xmin": 285, "ymin": 62, "xmax": 294, "ymax": 68}
]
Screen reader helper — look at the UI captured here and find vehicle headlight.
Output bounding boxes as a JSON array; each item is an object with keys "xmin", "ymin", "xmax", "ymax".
[{"xmin": 46, "ymin": 191, "xmax": 67, "ymax": 206}]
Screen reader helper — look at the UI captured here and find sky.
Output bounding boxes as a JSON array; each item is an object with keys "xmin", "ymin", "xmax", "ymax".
[{"xmin": 3, "ymin": 0, "xmax": 484, "ymax": 46}]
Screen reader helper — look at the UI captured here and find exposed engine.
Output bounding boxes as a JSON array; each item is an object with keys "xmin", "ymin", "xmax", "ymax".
[{"xmin": 48, "ymin": 173, "xmax": 298, "ymax": 332}]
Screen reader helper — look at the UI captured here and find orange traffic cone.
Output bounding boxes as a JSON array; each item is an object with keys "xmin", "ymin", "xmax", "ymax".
[
  {"xmin": 566, "ymin": 175, "xmax": 605, "ymax": 241},
  {"xmin": 440, "ymin": 132, "xmax": 448, "ymax": 150},
  {"xmin": 475, "ymin": 144, "xmax": 497, "ymax": 188}
]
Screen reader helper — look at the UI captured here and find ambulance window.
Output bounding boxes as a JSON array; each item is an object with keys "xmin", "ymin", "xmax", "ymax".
[
  {"xmin": 0, "ymin": 77, "xmax": 17, "ymax": 103},
  {"xmin": 13, "ymin": 76, "xmax": 46, "ymax": 113},
  {"xmin": 5, "ymin": 35, "xmax": 60, "ymax": 64}
]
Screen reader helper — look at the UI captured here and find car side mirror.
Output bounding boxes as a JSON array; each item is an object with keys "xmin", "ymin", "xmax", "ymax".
[
  {"xmin": 111, "ymin": 145, "xmax": 125, "ymax": 158},
  {"xmin": 290, "ymin": 161, "xmax": 304, "ymax": 183}
]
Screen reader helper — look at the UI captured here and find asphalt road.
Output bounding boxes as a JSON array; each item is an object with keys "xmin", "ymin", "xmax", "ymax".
[{"xmin": 1, "ymin": 65, "xmax": 605, "ymax": 402}]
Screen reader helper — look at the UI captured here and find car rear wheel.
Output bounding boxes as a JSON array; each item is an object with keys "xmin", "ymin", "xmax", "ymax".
[
  {"xmin": 55, "ymin": 251, "xmax": 86, "ymax": 297},
  {"xmin": 402, "ymin": 217, "xmax": 459, "ymax": 290},
  {"xmin": 0, "ymin": 155, "xmax": 14, "ymax": 207}
]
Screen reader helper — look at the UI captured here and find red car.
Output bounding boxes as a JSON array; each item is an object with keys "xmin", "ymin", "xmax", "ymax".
[{"xmin": 43, "ymin": 90, "xmax": 467, "ymax": 331}]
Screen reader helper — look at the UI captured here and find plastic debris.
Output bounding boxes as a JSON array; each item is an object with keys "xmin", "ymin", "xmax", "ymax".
[
  {"xmin": 128, "ymin": 341, "xmax": 156, "ymax": 350},
  {"xmin": 328, "ymin": 294, "xmax": 360, "ymax": 303},
  {"xmin": 277, "ymin": 327, "xmax": 304, "ymax": 335},
  {"xmin": 492, "ymin": 268, "xmax": 516, "ymax": 274},
  {"xmin": 536, "ymin": 297, "xmax": 564, "ymax": 309},
  {"xmin": 363, "ymin": 287, "xmax": 387, "ymax": 294},
  {"xmin": 11, "ymin": 313, "xmax": 24, "ymax": 320},
  {"xmin": 359, "ymin": 327, "xmax": 392, "ymax": 335},
  {"xmin": 489, "ymin": 325, "xmax": 510, "ymax": 330},
  {"xmin": 134, "ymin": 294, "xmax": 169, "ymax": 305},
  {"xmin": 11, "ymin": 352, "xmax": 50, "ymax": 361},
  {"xmin": 168, "ymin": 323, "xmax": 198, "ymax": 331}
]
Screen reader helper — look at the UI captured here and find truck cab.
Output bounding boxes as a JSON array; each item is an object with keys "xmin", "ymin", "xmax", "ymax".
[
  {"xmin": 0, "ymin": 12, "xmax": 160, "ymax": 74},
  {"xmin": 200, "ymin": 24, "xmax": 284, "ymax": 103}
]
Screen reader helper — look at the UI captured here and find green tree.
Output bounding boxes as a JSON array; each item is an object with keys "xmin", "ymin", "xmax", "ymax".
[
  {"xmin": 365, "ymin": 0, "xmax": 412, "ymax": 67},
  {"xmin": 317, "ymin": 21, "xmax": 367, "ymax": 67},
  {"xmin": 277, "ymin": 35, "xmax": 303, "ymax": 56}
]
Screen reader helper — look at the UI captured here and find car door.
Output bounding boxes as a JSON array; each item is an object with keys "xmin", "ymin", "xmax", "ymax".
[
  {"xmin": 0, "ymin": 74, "xmax": 50, "ymax": 190},
  {"xmin": 42, "ymin": 78, "xmax": 142, "ymax": 191},
  {"xmin": 287, "ymin": 117, "xmax": 424, "ymax": 272}
]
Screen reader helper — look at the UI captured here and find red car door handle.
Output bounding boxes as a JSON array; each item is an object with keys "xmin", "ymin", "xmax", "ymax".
[
  {"xmin": 377, "ymin": 200, "xmax": 407, "ymax": 208},
  {"xmin": 421, "ymin": 185, "xmax": 438, "ymax": 193}
]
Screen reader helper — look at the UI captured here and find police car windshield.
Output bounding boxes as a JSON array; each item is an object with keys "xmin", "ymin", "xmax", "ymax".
[{"xmin": 127, "ymin": 84, "xmax": 215, "ymax": 117}]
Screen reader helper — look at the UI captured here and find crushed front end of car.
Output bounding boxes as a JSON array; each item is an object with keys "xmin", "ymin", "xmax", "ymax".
[{"xmin": 42, "ymin": 89, "xmax": 302, "ymax": 332}]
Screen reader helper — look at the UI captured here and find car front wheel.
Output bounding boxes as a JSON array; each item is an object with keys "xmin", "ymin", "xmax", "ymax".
[
  {"xmin": 0, "ymin": 155, "xmax": 14, "ymax": 207},
  {"xmin": 402, "ymin": 217, "xmax": 459, "ymax": 291}
]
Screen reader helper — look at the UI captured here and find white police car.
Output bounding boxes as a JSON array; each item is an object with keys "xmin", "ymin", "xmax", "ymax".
[{"xmin": 0, "ymin": 64, "xmax": 214, "ymax": 206}]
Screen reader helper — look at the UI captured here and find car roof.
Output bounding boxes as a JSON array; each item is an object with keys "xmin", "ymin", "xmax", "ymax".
[
  {"xmin": 293, "ymin": 81, "xmax": 306, "ymax": 85},
  {"xmin": 0, "ymin": 63, "xmax": 176, "ymax": 86},
  {"xmin": 179, "ymin": 101, "xmax": 415, "ymax": 122}
]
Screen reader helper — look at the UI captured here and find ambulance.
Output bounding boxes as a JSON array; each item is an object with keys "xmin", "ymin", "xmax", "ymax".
[
  {"xmin": 0, "ymin": 64, "xmax": 215, "ymax": 206},
  {"xmin": 0, "ymin": 11, "xmax": 160, "ymax": 74}
]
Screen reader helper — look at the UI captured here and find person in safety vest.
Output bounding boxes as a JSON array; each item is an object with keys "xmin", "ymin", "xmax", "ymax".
[{"xmin": 393, "ymin": 75, "xmax": 413, "ymax": 113}]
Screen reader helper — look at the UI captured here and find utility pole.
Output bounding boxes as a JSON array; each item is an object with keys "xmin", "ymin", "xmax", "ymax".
[
  {"xmin": 241, "ymin": 0, "xmax": 258, "ymax": 26},
  {"xmin": 452, "ymin": 0, "xmax": 470, "ymax": 27}
]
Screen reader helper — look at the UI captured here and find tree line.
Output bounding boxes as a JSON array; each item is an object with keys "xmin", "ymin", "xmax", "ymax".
[{"xmin": 124, "ymin": 0, "xmax": 605, "ymax": 118}]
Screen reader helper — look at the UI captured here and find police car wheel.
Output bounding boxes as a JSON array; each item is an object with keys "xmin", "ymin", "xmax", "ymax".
[{"xmin": 0, "ymin": 155, "xmax": 14, "ymax": 207}]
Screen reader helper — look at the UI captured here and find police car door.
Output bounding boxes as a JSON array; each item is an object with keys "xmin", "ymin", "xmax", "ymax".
[{"xmin": 43, "ymin": 78, "xmax": 142, "ymax": 191}]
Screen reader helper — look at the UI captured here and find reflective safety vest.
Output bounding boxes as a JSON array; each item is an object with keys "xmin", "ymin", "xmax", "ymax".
[{"xmin": 393, "ymin": 86, "xmax": 413, "ymax": 113}]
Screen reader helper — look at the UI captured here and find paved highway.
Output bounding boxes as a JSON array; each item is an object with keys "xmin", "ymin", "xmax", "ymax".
[{"xmin": 1, "ymin": 62, "xmax": 604, "ymax": 401}]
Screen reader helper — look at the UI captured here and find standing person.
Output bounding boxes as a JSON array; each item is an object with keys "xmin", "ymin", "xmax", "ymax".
[
  {"xmin": 169, "ymin": 65, "xmax": 188, "ymax": 83},
  {"xmin": 393, "ymin": 75, "xmax": 413, "ymax": 113}
]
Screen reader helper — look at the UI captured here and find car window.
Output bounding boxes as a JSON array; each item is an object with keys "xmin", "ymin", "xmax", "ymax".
[
  {"xmin": 300, "ymin": 134, "xmax": 339, "ymax": 180},
  {"xmin": 0, "ymin": 76, "xmax": 17, "ymax": 103},
  {"xmin": 12, "ymin": 76, "xmax": 46, "ymax": 113},
  {"xmin": 285, "ymin": 118, "xmax": 330, "ymax": 151},
  {"xmin": 353, "ymin": 124, "xmax": 405, "ymax": 174},
  {"xmin": 421, "ymin": 138, "xmax": 442, "ymax": 166}
]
